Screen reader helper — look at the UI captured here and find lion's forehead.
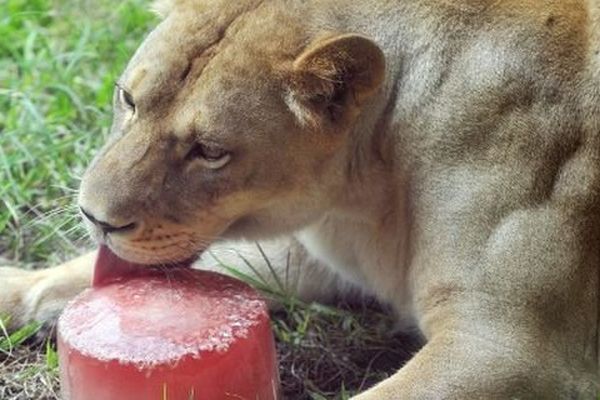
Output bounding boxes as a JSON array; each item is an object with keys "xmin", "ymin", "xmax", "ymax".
[{"xmin": 121, "ymin": 0, "xmax": 301, "ymax": 110}]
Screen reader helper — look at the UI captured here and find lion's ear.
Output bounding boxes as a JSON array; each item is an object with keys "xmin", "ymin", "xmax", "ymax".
[{"xmin": 285, "ymin": 34, "xmax": 385, "ymax": 129}]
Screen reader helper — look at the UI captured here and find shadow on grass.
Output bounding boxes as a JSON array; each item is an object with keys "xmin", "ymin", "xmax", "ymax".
[{"xmin": 273, "ymin": 299, "xmax": 421, "ymax": 400}]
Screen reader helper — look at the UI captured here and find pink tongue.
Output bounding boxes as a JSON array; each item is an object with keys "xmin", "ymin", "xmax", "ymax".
[{"xmin": 92, "ymin": 246, "xmax": 146, "ymax": 287}]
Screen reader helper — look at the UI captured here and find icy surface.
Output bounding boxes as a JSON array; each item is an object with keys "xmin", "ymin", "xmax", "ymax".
[{"xmin": 58, "ymin": 270, "xmax": 268, "ymax": 367}]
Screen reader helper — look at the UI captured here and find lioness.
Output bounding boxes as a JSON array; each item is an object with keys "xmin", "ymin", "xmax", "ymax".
[{"xmin": 2, "ymin": 0, "xmax": 600, "ymax": 398}]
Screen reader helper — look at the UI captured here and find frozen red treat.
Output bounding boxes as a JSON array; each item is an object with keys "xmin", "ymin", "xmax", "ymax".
[{"xmin": 57, "ymin": 246, "xmax": 279, "ymax": 400}]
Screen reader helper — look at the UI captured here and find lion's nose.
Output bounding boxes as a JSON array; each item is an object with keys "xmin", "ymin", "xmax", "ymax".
[{"xmin": 80, "ymin": 207, "xmax": 137, "ymax": 235}]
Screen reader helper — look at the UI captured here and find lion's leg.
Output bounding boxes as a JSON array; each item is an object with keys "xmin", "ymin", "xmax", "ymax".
[
  {"xmin": 0, "ymin": 250, "xmax": 97, "ymax": 332},
  {"xmin": 354, "ymin": 203, "xmax": 599, "ymax": 399},
  {"xmin": 352, "ymin": 315, "xmax": 598, "ymax": 399},
  {"xmin": 350, "ymin": 326, "xmax": 575, "ymax": 400}
]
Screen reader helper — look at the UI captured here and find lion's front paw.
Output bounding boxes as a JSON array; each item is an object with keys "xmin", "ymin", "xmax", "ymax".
[
  {"xmin": 0, "ymin": 266, "xmax": 63, "ymax": 340},
  {"xmin": 0, "ymin": 267, "xmax": 41, "ymax": 330}
]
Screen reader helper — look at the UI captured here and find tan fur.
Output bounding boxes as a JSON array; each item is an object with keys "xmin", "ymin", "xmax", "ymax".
[{"xmin": 2, "ymin": 0, "xmax": 600, "ymax": 397}]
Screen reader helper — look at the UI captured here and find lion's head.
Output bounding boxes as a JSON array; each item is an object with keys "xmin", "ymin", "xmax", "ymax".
[{"xmin": 78, "ymin": 0, "xmax": 385, "ymax": 264}]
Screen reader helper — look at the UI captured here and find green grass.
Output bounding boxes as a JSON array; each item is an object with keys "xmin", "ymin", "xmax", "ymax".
[
  {"xmin": 0, "ymin": 1, "xmax": 416, "ymax": 398},
  {"xmin": 0, "ymin": 317, "xmax": 41, "ymax": 354}
]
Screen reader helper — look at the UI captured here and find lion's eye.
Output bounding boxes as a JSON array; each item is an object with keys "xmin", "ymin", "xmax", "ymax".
[
  {"xmin": 186, "ymin": 143, "xmax": 231, "ymax": 169},
  {"xmin": 118, "ymin": 86, "xmax": 136, "ymax": 111}
]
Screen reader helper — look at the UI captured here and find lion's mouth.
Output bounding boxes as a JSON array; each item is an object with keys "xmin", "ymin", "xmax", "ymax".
[{"xmin": 93, "ymin": 245, "xmax": 200, "ymax": 286}]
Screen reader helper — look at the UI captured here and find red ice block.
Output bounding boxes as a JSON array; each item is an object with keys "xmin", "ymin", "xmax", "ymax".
[{"xmin": 57, "ymin": 247, "xmax": 279, "ymax": 400}]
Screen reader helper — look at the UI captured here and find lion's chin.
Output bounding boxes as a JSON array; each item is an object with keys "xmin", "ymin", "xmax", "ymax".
[{"xmin": 105, "ymin": 239, "xmax": 205, "ymax": 267}]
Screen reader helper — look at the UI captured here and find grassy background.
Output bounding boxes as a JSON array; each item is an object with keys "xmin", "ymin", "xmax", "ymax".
[
  {"xmin": 0, "ymin": 0, "xmax": 155, "ymax": 266},
  {"xmin": 0, "ymin": 1, "xmax": 417, "ymax": 398}
]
